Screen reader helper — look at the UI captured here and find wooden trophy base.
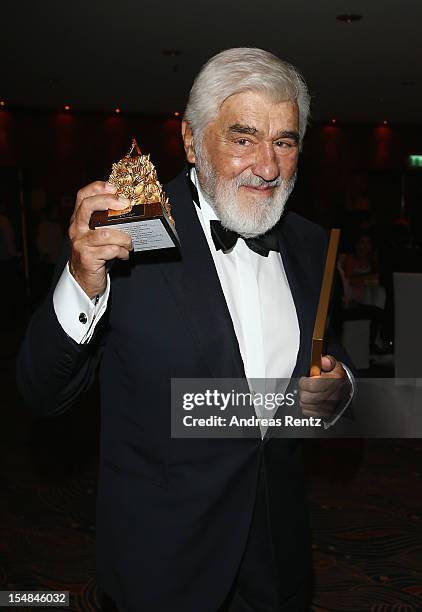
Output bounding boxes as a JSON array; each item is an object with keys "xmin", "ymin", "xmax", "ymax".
[{"xmin": 89, "ymin": 202, "xmax": 179, "ymax": 252}]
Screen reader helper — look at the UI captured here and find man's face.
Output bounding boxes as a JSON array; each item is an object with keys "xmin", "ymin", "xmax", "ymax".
[{"xmin": 183, "ymin": 90, "xmax": 300, "ymax": 237}]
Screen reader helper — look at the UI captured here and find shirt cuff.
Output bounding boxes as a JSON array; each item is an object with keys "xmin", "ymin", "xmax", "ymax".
[
  {"xmin": 323, "ymin": 362, "xmax": 355, "ymax": 429},
  {"xmin": 53, "ymin": 262, "xmax": 110, "ymax": 344}
]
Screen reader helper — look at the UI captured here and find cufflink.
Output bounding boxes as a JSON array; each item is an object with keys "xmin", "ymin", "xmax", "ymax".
[{"xmin": 79, "ymin": 312, "xmax": 88, "ymax": 324}]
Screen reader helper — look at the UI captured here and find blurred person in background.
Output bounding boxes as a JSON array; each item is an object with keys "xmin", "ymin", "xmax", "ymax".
[
  {"xmin": 0, "ymin": 201, "xmax": 20, "ymax": 321},
  {"xmin": 340, "ymin": 232, "xmax": 389, "ymax": 353},
  {"xmin": 33, "ymin": 203, "xmax": 63, "ymax": 303}
]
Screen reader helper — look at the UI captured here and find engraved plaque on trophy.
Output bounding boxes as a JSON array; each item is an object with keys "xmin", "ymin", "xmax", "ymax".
[{"xmin": 89, "ymin": 139, "xmax": 180, "ymax": 252}]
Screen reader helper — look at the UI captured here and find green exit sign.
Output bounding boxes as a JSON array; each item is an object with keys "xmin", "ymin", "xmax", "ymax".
[{"xmin": 409, "ymin": 155, "xmax": 422, "ymax": 167}]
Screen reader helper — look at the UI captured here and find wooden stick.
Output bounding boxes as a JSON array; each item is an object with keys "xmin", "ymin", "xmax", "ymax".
[{"xmin": 310, "ymin": 228, "xmax": 341, "ymax": 377}]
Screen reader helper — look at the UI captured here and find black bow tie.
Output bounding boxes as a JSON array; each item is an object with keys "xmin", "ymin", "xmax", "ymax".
[
  {"xmin": 187, "ymin": 171, "xmax": 280, "ymax": 258},
  {"xmin": 209, "ymin": 220, "xmax": 279, "ymax": 257}
]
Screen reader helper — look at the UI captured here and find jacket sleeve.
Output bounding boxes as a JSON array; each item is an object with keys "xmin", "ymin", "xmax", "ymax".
[{"xmin": 16, "ymin": 238, "xmax": 108, "ymax": 418}]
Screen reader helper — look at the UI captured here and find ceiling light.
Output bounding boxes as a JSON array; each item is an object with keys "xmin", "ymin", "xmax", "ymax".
[{"xmin": 336, "ymin": 14, "xmax": 363, "ymax": 23}]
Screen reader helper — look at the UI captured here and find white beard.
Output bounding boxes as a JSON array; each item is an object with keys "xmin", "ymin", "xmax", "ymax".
[{"xmin": 195, "ymin": 150, "xmax": 296, "ymax": 238}]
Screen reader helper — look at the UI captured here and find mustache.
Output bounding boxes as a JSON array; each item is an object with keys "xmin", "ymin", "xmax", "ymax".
[{"xmin": 234, "ymin": 173, "xmax": 283, "ymax": 189}]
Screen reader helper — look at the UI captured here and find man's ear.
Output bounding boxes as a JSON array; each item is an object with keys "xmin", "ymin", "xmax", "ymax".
[{"xmin": 181, "ymin": 120, "xmax": 196, "ymax": 164}]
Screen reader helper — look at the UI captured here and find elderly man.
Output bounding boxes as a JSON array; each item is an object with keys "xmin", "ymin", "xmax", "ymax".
[{"xmin": 18, "ymin": 48, "xmax": 353, "ymax": 612}]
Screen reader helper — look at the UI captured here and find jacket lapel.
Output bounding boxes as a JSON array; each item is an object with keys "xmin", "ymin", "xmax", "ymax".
[
  {"xmin": 258, "ymin": 216, "xmax": 319, "ymax": 440},
  {"xmin": 277, "ymin": 216, "xmax": 314, "ymax": 379},
  {"xmin": 162, "ymin": 171, "xmax": 246, "ymax": 381}
]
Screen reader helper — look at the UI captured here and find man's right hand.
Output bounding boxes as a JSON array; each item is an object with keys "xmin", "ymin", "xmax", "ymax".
[{"xmin": 68, "ymin": 181, "xmax": 133, "ymax": 299}]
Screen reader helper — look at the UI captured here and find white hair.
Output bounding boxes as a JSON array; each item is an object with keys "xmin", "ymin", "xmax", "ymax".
[{"xmin": 184, "ymin": 47, "xmax": 310, "ymax": 152}]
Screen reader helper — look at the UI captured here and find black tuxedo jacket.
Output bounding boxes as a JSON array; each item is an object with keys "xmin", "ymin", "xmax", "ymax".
[{"xmin": 17, "ymin": 170, "xmax": 351, "ymax": 611}]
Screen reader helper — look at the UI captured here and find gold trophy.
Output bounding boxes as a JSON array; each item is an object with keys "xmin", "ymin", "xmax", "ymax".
[{"xmin": 89, "ymin": 139, "xmax": 179, "ymax": 252}]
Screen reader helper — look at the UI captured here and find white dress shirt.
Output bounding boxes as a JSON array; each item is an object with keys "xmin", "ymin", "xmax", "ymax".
[
  {"xmin": 53, "ymin": 262, "xmax": 110, "ymax": 344},
  {"xmin": 53, "ymin": 168, "xmax": 353, "ymax": 429}
]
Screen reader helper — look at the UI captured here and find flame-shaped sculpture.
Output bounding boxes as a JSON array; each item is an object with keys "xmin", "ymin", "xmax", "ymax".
[
  {"xmin": 89, "ymin": 138, "xmax": 179, "ymax": 252},
  {"xmin": 107, "ymin": 138, "xmax": 174, "ymax": 225}
]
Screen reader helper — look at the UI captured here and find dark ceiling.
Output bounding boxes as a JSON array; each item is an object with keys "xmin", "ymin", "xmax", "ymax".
[{"xmin": 3, "ymin": 0, "xmax": 422, "ymax": 124}]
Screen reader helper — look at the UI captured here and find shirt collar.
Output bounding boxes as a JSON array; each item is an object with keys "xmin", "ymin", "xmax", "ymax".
[{"xmin": 190, "ymin": 167, "xmax": 220, "ymax": 222}]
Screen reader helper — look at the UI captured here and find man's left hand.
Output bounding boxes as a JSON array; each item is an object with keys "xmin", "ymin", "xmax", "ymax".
[{"xmin": 299, "ymin": 356, "xmax": 351, "ymax": 420}]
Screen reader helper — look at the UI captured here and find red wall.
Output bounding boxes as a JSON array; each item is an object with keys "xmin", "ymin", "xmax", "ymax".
[
  {"xmin": 0, "ymin": 109, "xmax": 185, "ymax": 200},
  {"xmin": 1, "ymin": 108, "xmax": 422, "ymax": 227}
]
